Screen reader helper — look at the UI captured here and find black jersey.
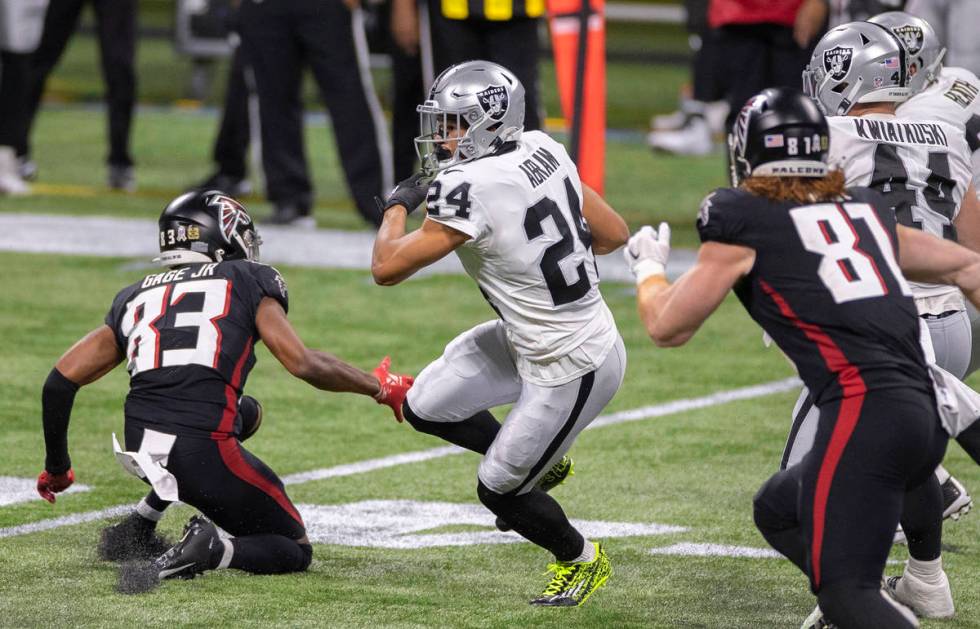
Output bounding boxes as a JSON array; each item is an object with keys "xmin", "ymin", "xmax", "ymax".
[
  {"xmin": 697, "ymin": 186, "xmax": 931, "ymax": 405},
  {"xmin": 105, "ymin": 260, "xmax": 288, "ymax": 438}
]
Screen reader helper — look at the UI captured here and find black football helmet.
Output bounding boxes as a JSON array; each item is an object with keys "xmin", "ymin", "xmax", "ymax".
[
  {"xmin": 155, "ymin": 190, "xmax": 261, "ymax": 266},
  {"xmin": 728, "ymin": 87, "xmax": 830, "ymax": 187}
]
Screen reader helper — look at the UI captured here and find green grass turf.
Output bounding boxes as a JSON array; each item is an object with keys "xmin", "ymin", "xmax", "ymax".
[
  {"xmin": 1, "ymin": 107, "xmax": 727, "ymax": 247},
  {"xmin": 0, "ymin": 252, "xmax": 978, "ymax": 627}
]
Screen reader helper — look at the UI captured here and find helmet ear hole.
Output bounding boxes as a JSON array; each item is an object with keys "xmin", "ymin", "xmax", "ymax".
[{"xmin": 831, "ymin": 82, "xmax": 849, "ymax": 94}]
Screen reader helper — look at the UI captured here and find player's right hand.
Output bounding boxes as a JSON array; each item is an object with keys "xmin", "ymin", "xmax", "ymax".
[
  {"xmin": 373, "ymin": 356, "xmax": 414, "ymax": 422},
  {"xmin": 382, "ymin": 172, "xmax": 431, "ymax": 215},
  {"xmin": 624, "ymin": 223, "xmax": 671, "ymax": 283},
  {"xmin": 36, "ymin": 469, "xmax": 74, "ymax": 504}
]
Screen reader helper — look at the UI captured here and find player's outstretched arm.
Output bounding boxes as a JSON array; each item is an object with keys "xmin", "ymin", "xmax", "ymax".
[
  {"xmin": 581, "ymin": 184, "xmax": 629, "ymax": 254},
  {"xmin": 372, "ymin": 208, "xmax": 470, "ymax": 285},
  {"xmin": 626, "ymin": 224, "xmax": 754, "ymax": 347},
  {"xmin": 897, "ymin": 224, "xmax": 980, "ymax": 311},
  {"xmin": 256, "ymin": 298, "xmax": 413, "ymax": 421},
  {"xmin": 953, "ymin": 183, "xmax": 980, "ymax": 253},
  {"xmin": 38, "ymin": 325, "xmax": 124, "ymax": 503}
]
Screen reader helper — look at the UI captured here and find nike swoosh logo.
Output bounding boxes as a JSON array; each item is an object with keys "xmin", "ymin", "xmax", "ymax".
[{"xmin": 158, "ymin": 563, "xmax": 194, "ymax": 578}]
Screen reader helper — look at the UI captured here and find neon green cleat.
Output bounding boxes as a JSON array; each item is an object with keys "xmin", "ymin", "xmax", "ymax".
[
  {"xmin": 530, "ymin": 542, "xmax": 611, "ymax": 607},
  {"xmin": 496, "ymin": 456, "xmax": 574, "ymax": 532}
]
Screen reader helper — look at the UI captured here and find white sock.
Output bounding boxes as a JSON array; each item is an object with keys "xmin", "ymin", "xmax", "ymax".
[
  {"xmin": 217, "ymin": 539, "xmax": 234, "ymax": 570},
  {"xmin": 907, "ymin": 557, "xmax": 943, "ymax": 586},
  {"xmin": 569, "ymin": 540, "xmax": 597, "ymax": 564},
  {"xmin": 135, "ymin": 498, "xmax": 164, "ymax": 522},
  {"xmin": 934, "ymin": 465, "xmax": 951, "ymax": 485}
]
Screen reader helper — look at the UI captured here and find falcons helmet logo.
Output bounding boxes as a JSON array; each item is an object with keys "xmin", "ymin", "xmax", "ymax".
[{"xmin": 209, "ymin": 194, "xmax": 253, "ymax": 244}]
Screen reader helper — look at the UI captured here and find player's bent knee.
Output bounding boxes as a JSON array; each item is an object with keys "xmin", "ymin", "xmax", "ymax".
[
  {"xmin": 476, "ymin": 479, "xmax": 510, "ymax": 513},
  {"xmin": 752, "ymin": 473, "xmax": 798, "ymax": 534},
  {"xmin": 403, "ymin": 399, "xmax": 447, "ymax": 436}
]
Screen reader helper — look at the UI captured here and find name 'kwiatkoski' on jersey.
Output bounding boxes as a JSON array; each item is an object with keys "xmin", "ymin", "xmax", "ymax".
[
  {"xmin": 519, "ymin": 146, "xmax": 561, "ymax": 187},
  {"xmin": 851, "ymin": 118, "xmax": 949, "ymax": 146}
]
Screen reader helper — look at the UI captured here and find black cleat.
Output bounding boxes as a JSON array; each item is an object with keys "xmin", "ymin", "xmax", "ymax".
[
  {"xmin": 941, "ymin": 475, "xmax": 972, "ymax": 521},
  {"xmin": 98, "ymin": 513, "xmax": 171, "ymax": 562},
  {"xmin": 152, "ymin": 515, "xmax": 222, "ymax": 580},
  {"xmin": 496, "ymin": 456, "xmax": 574, "ymax": 532}
]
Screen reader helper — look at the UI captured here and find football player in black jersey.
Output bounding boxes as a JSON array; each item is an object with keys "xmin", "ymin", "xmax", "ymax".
[
  {"xmin": 624, "ymin": 88, "xmax": 980, "ymax": 628},
  {"xmin": 35, "ymin": 190, "xmax": 414, "ymax": 588}
]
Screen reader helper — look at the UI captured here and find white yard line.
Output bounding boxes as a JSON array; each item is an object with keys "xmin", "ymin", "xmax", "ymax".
[{"xmin": 0, "ymin": 377, "xmax": 799, "ymax": 539}]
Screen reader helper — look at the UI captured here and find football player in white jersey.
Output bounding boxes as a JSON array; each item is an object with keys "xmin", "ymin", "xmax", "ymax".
[{"xmin": 371, "ymin": 60, "xmax": 629, "ymax": 607}]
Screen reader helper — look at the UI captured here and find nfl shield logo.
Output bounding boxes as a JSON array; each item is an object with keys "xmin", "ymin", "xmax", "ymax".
[
  {"xmin": 823, "ymin": 46, "xmax": 853, "ymax": 81},
  {"xmin": 209, "ymin": 194, "xmax": 253, "ymax": 243},
  {"xmin": 477, "ymin": 85, "xmax": 509, "ymax": 120},
  {"xmin": 893, "ymin": 25, "xmax": 924, "ymax": 55}
]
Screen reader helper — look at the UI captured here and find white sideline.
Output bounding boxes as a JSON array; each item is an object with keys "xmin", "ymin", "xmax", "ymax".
[{"xmin": 0, "ymin": 376, "xmax": 800, "ymax": 539}]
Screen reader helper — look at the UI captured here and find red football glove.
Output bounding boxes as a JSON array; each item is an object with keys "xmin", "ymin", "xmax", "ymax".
[
  {"xmin": 373, "ymin": 356, "xmax": 414, "ymax": 422},
  {"xmin": 37, "ymin": 469, "xmax": 75, "ymax": 504}
]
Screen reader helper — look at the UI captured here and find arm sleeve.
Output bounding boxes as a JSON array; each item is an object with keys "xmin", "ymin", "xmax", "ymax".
[
  {"xmin": 425, "ymin": 171, "xmax": 490, "ymax": 242},
  {"xmin": 696, "ymin": 188, "xmax": 750, "ymax": 245},
  {"xmin": 41, "ymin": 368, "xmax": 80, "ymax": 474}
]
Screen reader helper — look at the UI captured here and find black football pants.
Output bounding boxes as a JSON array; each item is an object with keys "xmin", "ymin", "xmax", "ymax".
[
  {"xmin": 22, "ymin": 0, "xmax": 136, "ymax": 167},
  {"xmin": 753, "ymin": 388, "xmax": 947, "ymax": 605},
  {"xmin": 238, "ymin": 0, "xmax": 388, "ymax": 225}
]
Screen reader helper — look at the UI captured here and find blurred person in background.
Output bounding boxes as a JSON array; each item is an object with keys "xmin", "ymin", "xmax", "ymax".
[
  {"xmin": 19, "ymin": 0, "xmax": 138, "ymax": 191},
  {"xmin": 906, "ymin": 0, "xmax": 980, "ymax": 77},
  {"xmin": 649, "ymin": 0, "xmax": 828, "ymax": 156},
  {"xmin": 647, "ymin": 0, "xmax": 730, "ymax": 156},
  {"xmin": 415, "ymin": 0, "xmax": 544, "ymax": 131},
  {"xmin": 0, "ymin": 0, "xmax": 48, "ymax": 195},
  {"xmin": 237, "ymin": 0, "xmax": 393, "ymax": 228},
  {"xmin": 386, "ymin": 0, "xmax": 427, "ymax": 181}
]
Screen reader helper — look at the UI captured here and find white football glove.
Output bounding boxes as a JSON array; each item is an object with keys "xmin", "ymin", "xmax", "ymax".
[{"xmin": 623, "ymin": 223, "xmax": 671, "ymax": 284}]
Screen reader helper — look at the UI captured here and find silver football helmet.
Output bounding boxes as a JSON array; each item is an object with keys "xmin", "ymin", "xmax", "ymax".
[
  {"xmin": 868, "ymin": 11, "xmax": 945, "ymax": 95},
  {"xmin": 802, "ymin": 21, "xmax": 909, "ymax": 115},
  {"xmin": 415, "ymin": 60, "xmax": 525, "ymax": 173}
]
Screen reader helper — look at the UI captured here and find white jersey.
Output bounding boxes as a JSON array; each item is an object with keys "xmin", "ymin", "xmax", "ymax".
[
  {"xmin": 425, "ymin": 130, "xmax": 619, "ymax": 386},
  {"xmin": 898, "ymin": 66, "xmax": 980, "ymax": 191},
  {"xmin": 827, "ymin": 114, "xmax": 973, "ymax": 307}
]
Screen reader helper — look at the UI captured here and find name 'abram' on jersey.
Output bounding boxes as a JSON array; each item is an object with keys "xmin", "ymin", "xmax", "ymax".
[
  {"xmin": 425, "ymin": 130, "xmax": 618, "ymax": 386},
  {"xmin": 826, "ymin": 113, "xmax": 972, "ymax": 303},
  {"xmin": 105, "ymin": 259, "xmax": 288, "ymax": 438},
  {"xmin": 898, "ymin": 66, "xmax": 980, "ymax": 190},
  {"xmin": 697, "ymin": 186, "xmax": 930, "ymax": 404}
]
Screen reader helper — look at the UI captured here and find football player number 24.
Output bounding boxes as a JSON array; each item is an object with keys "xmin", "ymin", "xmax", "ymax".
[
  {"xmin": 790, "ymin": 203, "xmax": 909, "ymax": 304},
  {"xmin": 121, "ymin": 279, "xmax": 232, "ymax": 375}
]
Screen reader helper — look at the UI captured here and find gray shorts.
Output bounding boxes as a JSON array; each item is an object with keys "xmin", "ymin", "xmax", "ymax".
[{"xmin": 407, "ymin": 320, "xmax": 627, "ymax": 494}]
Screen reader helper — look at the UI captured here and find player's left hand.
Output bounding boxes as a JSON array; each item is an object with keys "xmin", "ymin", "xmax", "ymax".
[
  {"xmin": 373, "ymin": 356, "xmax": 414, "ymax": 422},
  {"xmin": 381, "ymin": 172, "xmax": 431, "ymax": 215},
  {"xmin": 624, "ymin": 223, "xmax": 671, "ymax": 283},
  {"xmin": 36, "ymin": 469, "xmax": 74, "ymax": 504}
]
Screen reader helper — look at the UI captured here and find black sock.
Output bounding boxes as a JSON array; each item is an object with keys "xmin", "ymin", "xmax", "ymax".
[
  {"xmin": 144, "ymin": 491, "xmax": 171, "ymax": 514},
  {"xmin": 956, "ymin": 421, "xmax": 980, "ymax": 466},
  {"xmin": 901, "ymin": 475, "xmax": 943, "ymax": 561},
  {"xmin": 477, "ymin": 481, "xmax": 584, "ymax": 561},
  {"xmin": 403, "ymin": 402, "xmax": 500, "ymax": 455},
  {"xmin": 228, "ymin": 536, "xmax": 312, "ymax": 574},
  {"xmin": 753, "ymin": 470, "xmax": 808, "ymax": 573},
  {"xmin": 818, "ymin": 580, "xmax": 916, "ymax": 629}
]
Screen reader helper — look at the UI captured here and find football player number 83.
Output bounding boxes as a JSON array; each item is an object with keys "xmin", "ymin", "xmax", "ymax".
[
  {"xmin": 790, "ymin": 203, "xmax": 910, "ymax": 304},
  {"xmin": 120, "ymin": 279, "xmax": 232, "ymax": 375}
]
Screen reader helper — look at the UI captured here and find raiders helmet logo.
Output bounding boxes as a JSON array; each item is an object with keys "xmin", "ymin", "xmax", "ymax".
[
  {"xmin": 893, "ymin": 25, "xmax": 924, "ymax": 55},
  {"xmin": 823, "ymin": 46, "xmax": 853, "ymax": 81},
  {"xmin": 209, "ymin": 194, "xmax": 253, "ymax": 244},
  {"xmin": 477, "ymin": 85, "xmax": 509, "ymax": 120}
]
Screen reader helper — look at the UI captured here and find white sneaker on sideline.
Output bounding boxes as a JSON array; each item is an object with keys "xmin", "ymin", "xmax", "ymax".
[
  {"xmin": 0, "ymin": 147, "xmax": 29, "ymax": 195},
  {"xmin": 647, "ymin": 117, "xmax": 713, "ymax": 156}
]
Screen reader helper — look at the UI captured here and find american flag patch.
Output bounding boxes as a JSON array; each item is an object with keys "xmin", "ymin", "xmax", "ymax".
[
  {"xmin": 764, "ymin": 134, "xmax": 784, "ymax": 148},
  {"xmin": 883, "ymin": 56, "xmax": 900, "ymax": 69}
]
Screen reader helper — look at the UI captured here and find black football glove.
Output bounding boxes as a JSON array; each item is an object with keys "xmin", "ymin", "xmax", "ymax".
[{"xmin": 377, "ymin": 172, "xmax": 431, "ymax": 215}]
